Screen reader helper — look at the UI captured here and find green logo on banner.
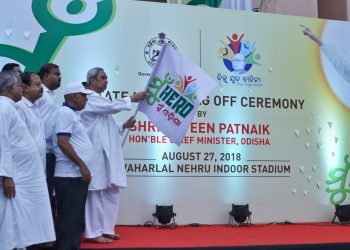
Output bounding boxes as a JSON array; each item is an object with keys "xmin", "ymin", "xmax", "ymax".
[
  {"xmin": 0, "ymin": 0, "xmax": 115, "ymax": 72},
  {"xmin": 326, "ymin": 154, "xmax": 350, "ymax": 205}
]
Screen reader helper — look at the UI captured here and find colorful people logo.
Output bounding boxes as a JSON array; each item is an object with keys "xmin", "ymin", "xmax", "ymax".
[
  {"xmin": 218, "ymin": 33, "xmax": 261, "ymax": 74},
  {"xmin": 145, "ymin": 73, "xmax": 198, "ymax": 107},
  {"xmin": 0, "ymin": 0, "xmax": 115, "ymax": 72},
  {"xmin": 142, "ymin": 72, "xmax": 197, "ymax": 127},
  {"xmin": 174, "ymin": 74, "xmax": 198, "ymax": 103}
]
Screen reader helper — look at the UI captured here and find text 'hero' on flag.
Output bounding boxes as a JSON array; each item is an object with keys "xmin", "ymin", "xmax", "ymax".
[{"xmin": 138, "ymin": 43, "xmax": 218, "ymax": 146}]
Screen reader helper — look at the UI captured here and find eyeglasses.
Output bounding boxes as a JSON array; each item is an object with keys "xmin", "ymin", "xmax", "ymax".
[{"xmin": 9, "ymin": 83, "xmax": 26, "ymax": 88}]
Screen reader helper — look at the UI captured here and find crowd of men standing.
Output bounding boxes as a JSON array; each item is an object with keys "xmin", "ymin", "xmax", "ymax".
[{"xmin": 0, "ymin": 63, "xmax": 146, "ymax": 250}]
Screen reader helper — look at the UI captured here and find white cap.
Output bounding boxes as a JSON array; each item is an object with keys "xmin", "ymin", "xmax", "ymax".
[{"xmin": 63, "ymin": 82, "xmax": 93, "ymax": 96}]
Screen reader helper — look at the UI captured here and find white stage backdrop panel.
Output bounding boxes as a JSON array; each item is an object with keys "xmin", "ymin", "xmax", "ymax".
[{"xmin": 1, "ymin": 0, "xmax": 350, "ymax": 224}]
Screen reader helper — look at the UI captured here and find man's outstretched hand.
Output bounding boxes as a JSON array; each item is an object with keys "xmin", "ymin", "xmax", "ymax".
[{"xmin": 130, "ymin": 92, "xmax": 147, "ymax": 102}]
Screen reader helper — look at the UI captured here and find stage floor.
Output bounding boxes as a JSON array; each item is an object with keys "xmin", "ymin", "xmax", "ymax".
[{"xmin": 80, "ymin": 223, "xmax": 350, "ymax": 250}]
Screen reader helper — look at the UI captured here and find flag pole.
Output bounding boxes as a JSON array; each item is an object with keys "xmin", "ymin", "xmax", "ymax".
[{"xmin": 121, "ymin": 43, "xmax": 168, "ymax": 148}]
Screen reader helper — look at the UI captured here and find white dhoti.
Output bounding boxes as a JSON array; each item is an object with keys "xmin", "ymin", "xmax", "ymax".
[
  {"xmin": 0, "ymin": 96, "xmax": 55, "ymax": 250},
  {"xmin": 81, "ymin": 92, "xmax": 129, "ymax": 238},
  {"xmin": 0, "ymin": 194, "xmax": 16, "ymax": 250},
  {"xmin": 0, "ymin": 148, "xmax": 55, "ymax": 249},
  {"xmin": 85, "ymin": 187, "xmax": 121, "ymax": 237}
]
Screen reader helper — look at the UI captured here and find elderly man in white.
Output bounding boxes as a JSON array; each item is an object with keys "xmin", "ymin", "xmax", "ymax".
[
  {"xmin": 0, "ymin": 70, "xmax": 55, "ymax": 250},
  {"xmin": 81, "ymin": 67, "xmax": 146, "ymax": 243}
]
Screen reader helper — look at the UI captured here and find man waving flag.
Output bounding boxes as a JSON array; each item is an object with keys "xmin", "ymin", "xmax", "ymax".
[{"xmin": 138, "ymin": 43, "xmax": 218, "ymax": 145}]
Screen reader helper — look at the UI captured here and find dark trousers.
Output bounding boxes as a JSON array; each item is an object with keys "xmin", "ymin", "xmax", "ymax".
[
  {"xmin": 26, "ymin": 244, "xmax": 53, "ymax": 250},
  {"xmin": 54, "ymin": 177, "xmax": 88, "ymax": 250},
  {"xmin": 26, "ymin": 245, "xmax": 46, "ymax": 250},
  {"xmin": 46, "ymin": 153, "xmax": 56, "ymax": 216}
]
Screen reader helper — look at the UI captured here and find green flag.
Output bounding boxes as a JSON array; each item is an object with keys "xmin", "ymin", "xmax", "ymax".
[{"xmin": 187, "ymin": 0, "xmax": 222, "ymax": 8}]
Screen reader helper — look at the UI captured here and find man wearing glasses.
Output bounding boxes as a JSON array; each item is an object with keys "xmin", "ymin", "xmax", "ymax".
[{"xmin": 0, "ymin": 70, "xmax": 55, "ymax": 250}]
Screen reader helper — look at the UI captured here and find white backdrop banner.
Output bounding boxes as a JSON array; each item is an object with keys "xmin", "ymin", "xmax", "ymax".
[{"xmin": 1, "ymin": 0, "xmax": 350, "ymax": 224}]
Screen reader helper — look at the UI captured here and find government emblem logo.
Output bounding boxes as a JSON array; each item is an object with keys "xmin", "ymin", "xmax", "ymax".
[{"xmin": 144, "ymin": 33, "xmax": 178, "ymax": 68}]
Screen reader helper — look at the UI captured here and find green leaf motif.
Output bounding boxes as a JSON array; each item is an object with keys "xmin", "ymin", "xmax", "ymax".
[
  {"xmin": 326, "ymin": 155, "xmax": 350, "ymax": 205},
  {"xmin": 146, "ymin": 73, "xmax": 175, "ymax": 106},
  {"xmin": 0, "ymin": 0, "xmax": 115, "ymax": 72}
]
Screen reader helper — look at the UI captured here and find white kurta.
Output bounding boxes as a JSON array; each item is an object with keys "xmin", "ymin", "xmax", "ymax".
[
  {"xmin": 322, "ymin": 43, "xmax": 350, "ymax": 84},
  {"xmin": 0, "ymin": 96, "xmax": 55, "ymax": 250},
  {"xmin": 80, "ymin": 92, "xmax": 131, "ymax": 190},
  {"xmin": 17, "ymin": 97, "xmax": 47, "ymax": 170},
  {"xmin": 36, "ymin": 85, "xmax": 58, "ymax": 153}
]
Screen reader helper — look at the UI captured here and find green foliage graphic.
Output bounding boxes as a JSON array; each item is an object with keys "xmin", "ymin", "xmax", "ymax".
[
  {"xmin": 0, "ymin": 0, "xmax": 115, "ymax": 72},
  {"xmin": 146, "ymin": 73, "xmax": 175, "ymax": 105},
  {"xmin": 326, "ymin": 154, "xmax": 350, "ymax": 205}
]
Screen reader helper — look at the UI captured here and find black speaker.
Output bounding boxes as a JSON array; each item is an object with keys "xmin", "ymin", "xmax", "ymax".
[
  {"xmin": 333, "ymin": 204, "xmax": 350, "ymax": 223},
  {"xmin": 229, "ymin": 204, "xmax": 252, "ymax": 225},
  {"xmin": 152, "ymin": 205, "xmax": 176, "ymax": 228}
]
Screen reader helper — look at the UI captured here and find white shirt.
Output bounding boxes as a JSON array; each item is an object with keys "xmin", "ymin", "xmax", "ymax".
[
  {"xmin": 0, "ymin": 96, "xmax": 55, "ymax": 250},
  {"xmin": 36, "ymin": 85, "xmax": 58, "ymax": 153},
  {"xmin": 17, "ymin": 97, "xmax": 46, "ymax": 170},
  {"xmin": 80, "ymin": 91, "xmax": 131, "ymax": 190},
  {"xmin": 54, "ymin": 103, "xmax": 94, "ymax": 177}
]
